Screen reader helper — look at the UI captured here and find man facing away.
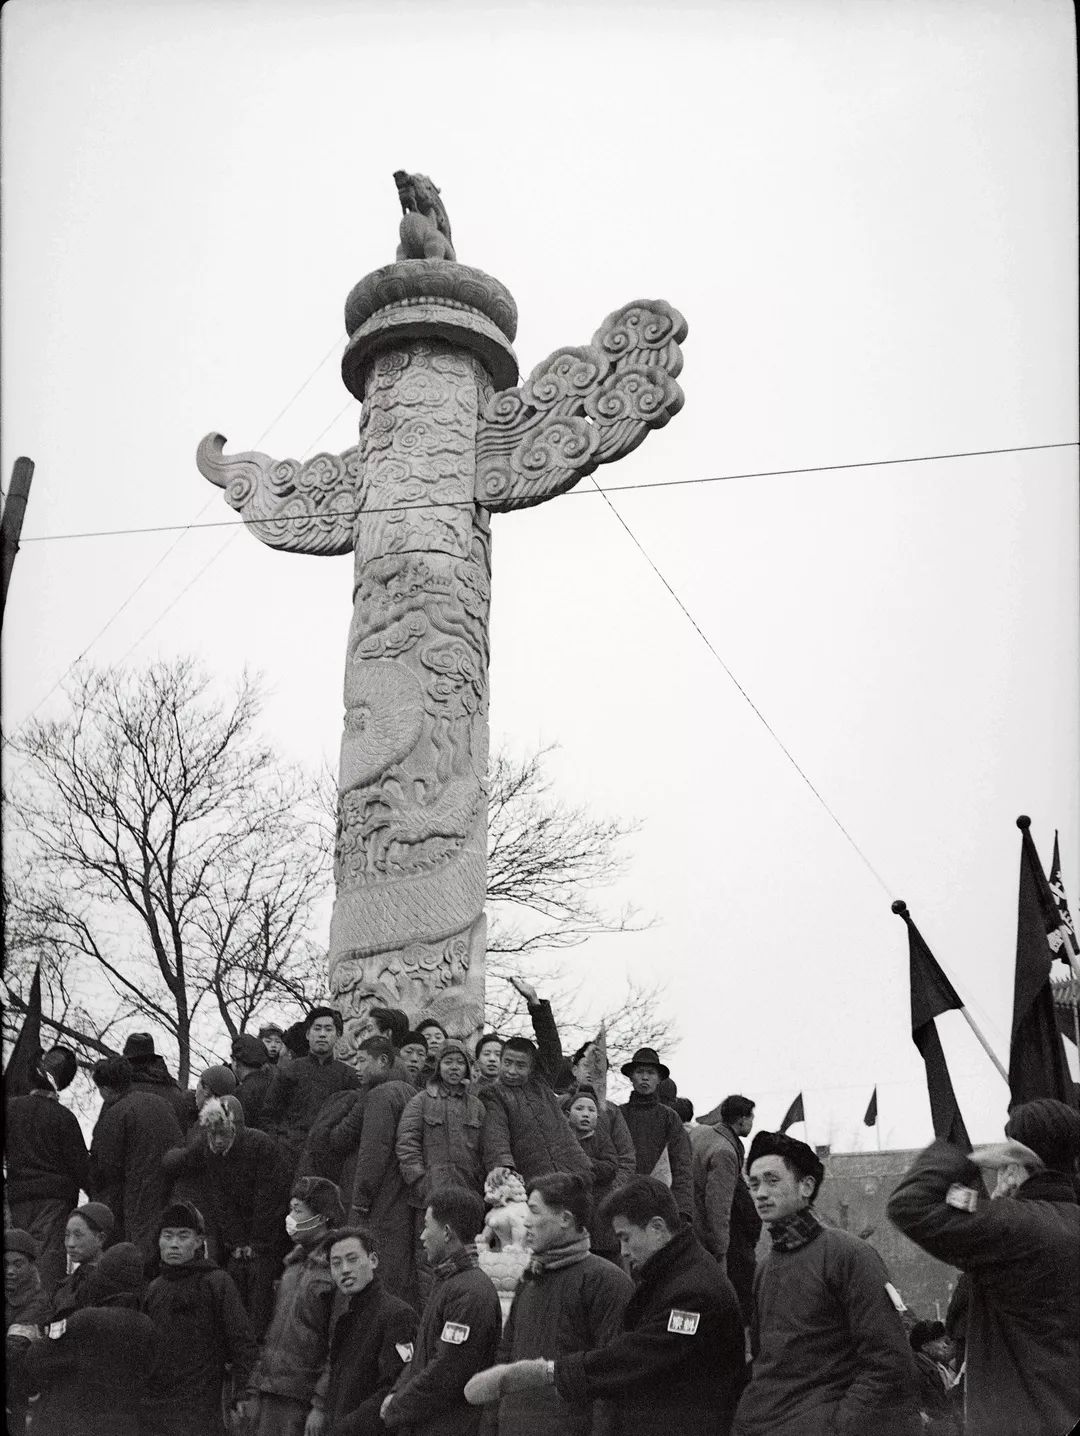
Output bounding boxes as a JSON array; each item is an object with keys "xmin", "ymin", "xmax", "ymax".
[
  {"xmin": 733, "ymin": 1131, "xmax": 919, "ymax": 1436},
  {"xmin": 467, "ymin": 1176, "xmax": 745, "ymax": 1436},
  {"xmin": 690, "ymin": 1093, "xmax": 761, "ymax": 1324},
  {"xmin": 887, "ymin": 1097, "xmax": 1080, "ymax": 1436},
  {"xmin": 380, "ymin": 1186, "xmax": 502, "ymax": 1435}
]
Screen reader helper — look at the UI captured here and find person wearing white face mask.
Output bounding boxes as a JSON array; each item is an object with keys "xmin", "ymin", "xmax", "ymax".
[{"xmin": 240, "ymin": 1177, "xmax": 347, "ymax": 1436}]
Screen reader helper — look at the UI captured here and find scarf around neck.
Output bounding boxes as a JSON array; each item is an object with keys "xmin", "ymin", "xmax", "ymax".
[
  {"xmin": 768, "ymin": 1206, "xmax": 823, "ymax": 1253},
  {"xmin": 527, "ymin": 1230, "xmax": 591, "ymax": 1276},
  {"xmin": 432, "ymin": 1243, "xmax": 479, "ymax": 1282}
]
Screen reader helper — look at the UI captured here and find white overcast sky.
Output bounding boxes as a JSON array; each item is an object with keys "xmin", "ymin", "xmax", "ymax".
[{"xmin": 2, "ymin": 0, "xmax": 1077, "ymax": 1147}]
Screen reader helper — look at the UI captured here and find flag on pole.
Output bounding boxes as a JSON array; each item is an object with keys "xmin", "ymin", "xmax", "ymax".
[
  {"xmin": 863, "ymin": 1087, "xmax": 878, "ymax": 1126},
  {"xmin": 893, "ymin": 901, "xmax": 972, "ymax": 1149},
  {"xmin": 779, "ymin": 1092, "xmax": 804, "ymax": 1133},
  {"xmin": 579, "ymin": 1022, "xmax": 608, "ymax": 1105},
  {"xmin": 2, "ymin": 963, "xmax": 43, "ymax": 1097},
  {"xmin": 1047, "ymin": 831, "xmax": 1079, "ymax": 963},
  {"xmin": 1010, "ymin": 818, "xmax": 1074, "ymax": 1106}
]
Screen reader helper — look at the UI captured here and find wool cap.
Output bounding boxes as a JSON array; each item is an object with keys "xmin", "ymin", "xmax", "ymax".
[
  {"xmin": 1005, "ymin": 1098, "xmax": 1080, "ymax": 1172},
  {"xmin": 620, "ymin": 1047, "xmax": 671, "ymax": 1081},
  {"xmin": 658, "ymin": 1077, "xmax": 679, "ymax": 1105},
  {"xmin": 4, "ymin": 1228, "xmax": 38, "ymax": 1259},
  {"xmin": 159, "ymin": 1200, "xmax": 206, "ymax": 1235},
  {"xmin": 73, "ymin": 1201, "xmax": 116, "ymax": 1237},
  {"xmin": 257, "ymin": 1023, "xmax": 284, "ymax": 1041},
  {"xmin": 84, "ymin": 1242, "xmax": 145, "ymax": 1300},
  {"xmin": 291, "ymin": 1175, "xmax": 346, "ymax": 1226},
  {"xmin": 198, "ymin": 1064, "xmax": 238, "ymax": 1097},
  {"xmin": 304, "ymin": 1006, "xmax": 344, "ymax": 1036},
  {"xmin": 122, "ymin": 1032, "xmax": 156, "ymax": 1058},
  {"xmin": 436, "ymin": 1038, "xmax": 471, "ymax": 1070},
  {"xmin": 231, "ymin": 1034, "xmax": 269, "ymax": 1068},
  {"xmin": 747, "ymin": 1130, "xmax": 825, "ymax": 1200},
  {"xmin": 568, "ymin": 1083, "xmax": 599, "ymax": 1107}
]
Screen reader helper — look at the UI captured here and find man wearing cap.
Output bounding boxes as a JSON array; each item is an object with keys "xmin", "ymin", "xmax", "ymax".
[
  {"xmin": 479, "ymin": 1037, "xmax": 592, "ymax": 1192},
  {"xmin": 887, "ymin": 1097, "xmax": 1080, "ymax": 1436},
  {"xmin": 907, "ymin": 1320, "xmax": 961, "ymax": 1435},
  {"xmin": 734, "ymin": 1131, "xmax": 919, "ymax": 1436},
  {"xmin": 231, "ymin": 1032, "xmax": 274, "ymax": 1131},
  {"xmin": 143, "ymin": 1199, "xmax": 257, "ymax": 1436},
  {"xmin": 258, "ymin": 1022, "xmax": 290, "ymax": 1066},
  {"xmin": 4, "ymin": 1046, "xmax": 89, "ymax": 1297},
  {"xmin": 162, "ymin": 1095, "xmax": 291, "ymax": 1338},
  {"xmin": 5, "ymin": 1227, "xmax": 50, "ymax": 1331},
  {"xmin": 262, "ymin": 1006, "xmax": 363, "ymax": 1170},
  {"xmin": 619, "ymin": 1048, "xmax": 693, "ymax": 1222},
  {"xmin": 89, "ymin": 1055, "xmax": 184, "ymax": 1266},
  {"xmin": 122, "ymin": 1031, "xmax": 191, "ymax": 1128},
  {"xmin": 50, "ymin": 1201, "xmax": 116, "ymax": 1319}
]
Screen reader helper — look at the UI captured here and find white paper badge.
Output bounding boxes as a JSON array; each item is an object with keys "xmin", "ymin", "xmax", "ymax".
[
  {"xmin": 47, "ymin": 1320, "xmax": 67, "ymax": 1340},
  {"xmin": 395, "ymin": 1342, "xmax": 414, "ymax": 1362},
  {"xmin": 667, "ymin": 1309, "xmax": 700, "ymax": 1335},
  {"xmin": 945, "ymin": 1184, "xmax": 978, "ymax": 1213},
  {"xmin": 441, "ymin": 1321, "xmax": 471, "ymax": 1344}
]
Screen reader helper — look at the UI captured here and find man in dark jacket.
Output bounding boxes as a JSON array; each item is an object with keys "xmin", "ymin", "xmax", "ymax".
[
  {"xmin": 89, "ymin": 1055, "xmax": 184, "ymax": 1266},
  {"xmin": 162, "ymin": 1095, "xmax": 291, "ymax": 1338},
  {"xmin": 51, "ymin": 1201, "xmax": 116, "ymax": 1319},
  {"xmin": 122, "ymin": 1031, "xmax": 192, "ymax": 1129},
  {"xmin": 347, "ymin": 1056, "xmax": 419, "ymax": 1308},
  {"xmin": 691, "ymin": 1093, "xmax": 761, "ymax": 1324},
  {"xmin": 381, "ymin": 1187, "xmax": 501, "ymax": 1435},
  {"xmin": 324, "ymin": 1226, "xmax": 420, "ymax": 1435},
  {"xmin": 262, "ymin": 1007, "xmax": 363, "ymax": 1169},
  {"xmin": 887, "ymin": 1097, "xmax": 1080, "ymax": 1436},
  {"xmin": 480, "ymin": 1038, "xmax": 591, "ymax": 1189},
  {"xmin": 908, "ymin": 1320, "xmax": 961, "ymax": 1435},
  {"xmin": 231, "ymin": 1032, "xmax": 274, "ymax": 1131},
  {"xmin": 467, "ymin": 1176, "xmax": 745, "ymax": 1436},
  {"xmin": 469, "ymin": 1170, "xmax": 633, "ymax": 1435},
  {"xmin": 142, "ymin": 1199, "xmax": 257, "ymax": 1436},
  {"xmin": 9, "ymin": 1240, "xmax": 157, "ymax": 1436},
  {"xmin": 618, "ymin": 1048, "xmax": 693, "ymax": 1221},
  {"xmin": 4, "ymin": 1049, "xmax": 89, "ymax": 1296},
  {"xmin": 735, "ymin": 1132, "xmax": 919, "ymax": 1436}
]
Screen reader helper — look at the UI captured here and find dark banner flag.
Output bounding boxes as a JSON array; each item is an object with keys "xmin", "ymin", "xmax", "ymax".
[
  {"xmin": 892, "ymin": 900, "xmax": 972, "ymax": 1150},
  {"xmin": 2, "ymin": 963, "xmax": 43, "ymax": 1097},
  {"xmin": 779, "ymin": 1092, "xmax": 804, "ymax": 1133},
  {"xmin": 1011, "ymin": 818, "xmax": 1075, "ymax": 1107},
  {"xmin": 1048, "ymin": 830, "xmax": 1079, "ymax": 963},
  {"xmin": 863, "ymin": 1087, "xmax": 878, "ymax": 1127}
]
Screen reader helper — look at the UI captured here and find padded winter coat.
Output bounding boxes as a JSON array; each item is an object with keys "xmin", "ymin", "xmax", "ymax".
[
  {"xmin": 480, "ymin": 1081, "xmax": 591, "ymax": 1187},
  {"xmin": 262, "ymin": 1053, "xmax": 363, "ymax": 1161},
  {"xmin": 887, "ymin": 1138, "xmax": 1080, "ymax": 1436},
  {"xmin": 251, "ymin": 1242, "xmax": 336, "ymax": 1405},
  {"xmin": 397, "ymin": 1083, "xmax": 486, "ymax": 1203},
  {"xmin": 619, "ymin": 1092, "xmax": 693, "ymax": 1219},
  {"xmin": 348, "ymin": 1075, "xmax": 419, "ymax": 1308},
  {"xmin": 162, "ymin": 1125, "xmax": 291, "ymax": 1256},
  {"xmin": 89, "ymin": 1087, "xmax": 184, "ymax": 1262},
  {"xmin": 127, "ymin": 1053, "xmax": 192, "ymax": 1130},
  {"xmin": 4, "ymin": 1092, "xmax": 89, "ymax": 1206}
]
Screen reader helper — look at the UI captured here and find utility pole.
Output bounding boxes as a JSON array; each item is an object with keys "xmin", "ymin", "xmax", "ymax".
[{"xmin": 1, "ymin": 457, "xmax": 35, "ymax": 630}]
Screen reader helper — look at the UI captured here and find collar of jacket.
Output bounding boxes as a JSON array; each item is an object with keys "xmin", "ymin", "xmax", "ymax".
[
  {"xmin": 346, "ymin": 1274, "xmax": 383, "ymax": 1312},
  {"xmin": 432, "ymin": 1243, "xmax": 479, "ymax": 1282},
  {"xmin": 627, "ymin": 1091, "xmax": 659, "ymax": 1108},
  {"xmin": 426, "ymin": 1081, "xmax": 469, "ymax": 1099},
  {"xmin": 767, "ymin": 1206, "xmax": 824, "ymax": 1253},
  {"xmin": 633, "ymin": 1222, "xmax": 696, "ymax": 1286},
  {"xmin": 1016, "ymin": 1169, "xmax": 1080, "ymax": 1205},
  {"xmin": 158, "ymin": 1257, "xmax": 217, "ymax": 1281}
]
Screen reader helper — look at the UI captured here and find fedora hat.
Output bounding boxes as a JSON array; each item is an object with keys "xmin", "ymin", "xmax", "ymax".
[{"xmin": 620, "ymin": 1046, "xmax": 670, "ymax": 1082}]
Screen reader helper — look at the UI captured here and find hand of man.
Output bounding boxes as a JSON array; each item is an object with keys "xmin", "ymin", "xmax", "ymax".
[
  {"xmin": 303, "ymin": 1406, "xmax": 328, "ymax": 1436},
  {"xmin": 508, "ymin": 976, "xmax": 539, "ymax": 1006}
]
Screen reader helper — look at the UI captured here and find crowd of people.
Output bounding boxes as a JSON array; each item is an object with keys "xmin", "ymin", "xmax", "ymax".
[{"xmin": 4, "ymin": 977, "xmax": 1080, "ymax": 1436}]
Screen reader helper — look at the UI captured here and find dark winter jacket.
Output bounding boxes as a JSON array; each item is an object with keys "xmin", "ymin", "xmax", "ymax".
[
  {"xmin": 383, "ymin": 1252, "xmax": 501, "ymax": 1435},
  {"xmin": 887, "ymin": 1138, "xmax": 1080, "ymax": 1436},
  {"xmin": 556, "ymin": 1224, "xmax": 746, "ymax": 1436},
  {"xmin": 491, "ymin": 1249, "xmax": 633, "ymax": 1436},
  {"xmin": 162, "ymin": 1125, "xmax": 291, "ymax": 1256},
  {"xmin": 50, "ymin": 1259, "xmax": 99, "ymax": 1321},
  {"xmin": 397, "ymin": 1083, "xmax": 486, "ymax": 1203},
  {"xmin": 262, "ymin": 1052, "xmax": 363, "ymax": 1161},
  {"xmin": 480, "ymin": 1080, "xmax": 592, "ymax": 1187},
  {"xmin": 251, "ymin": 1241, "xmax": 336, "ymax": 1404},
  {"xmin": 348, "ymin": 1075, "xmax": 419, "ymax": 1307},
  {"xmin": 127, "ymin": 1052, "xmax": 192, "ymax": 1129},
  {"xmin": 5, "ymin": 1263, "xmax": 51, "ymax": 1329},
  {"xmin": 234, "ymin": 1064, "xmax": 275, "ymax": 1132},
  {"xmin": 142, "ymin": 1257, "xmax": 257, "ymax": 1434},
  {"xmin": 4, "ymin": 1091, "xmax": 90, "ymax": 1206},
  {"xmin": 913, "ymin": 1351, "xmax": 961, "ymax": 1435},
  {"xmin": 13, "ymin": 1297, "xmax": 157, "ymax": 1436},
  {"xmin": 527, "ymin": 998, "xmax": 576, "ymax": 1092},
  {"xmin": 733, "ymin": 1222, "xmax": 919, "ymax": 1436},
  {"xmin": 599, "ymin": 1104, "xmax": 637, "ymax": 1186},
  {"xmin": 567, "ymin": 1120, "xmax": 622, "ymax": 1255},
  {"xmin": 89, "ymin": 1087, "xmax": 184, "ymax": 1261},
  {"xmin": 296, "ymin": 1087, "xmax": 365, "ymax": 1186},
  {"xmin": 325, "ymin": 1276, "xmax": 419, "ymax": 1436},
  {"xmin": 619, "ymin": 1092, "xmax": 693, "ymax": 1218}
]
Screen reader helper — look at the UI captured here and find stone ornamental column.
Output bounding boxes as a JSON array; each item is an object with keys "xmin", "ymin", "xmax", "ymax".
[{"xmin": 197, "ymin": 173, "xmax": 686, "ymax": 1058}]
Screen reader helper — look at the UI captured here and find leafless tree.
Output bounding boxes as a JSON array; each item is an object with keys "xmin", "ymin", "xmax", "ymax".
[{"xmin": 5, "ymin": 659, "xmax": 329, "ymax": 1084}]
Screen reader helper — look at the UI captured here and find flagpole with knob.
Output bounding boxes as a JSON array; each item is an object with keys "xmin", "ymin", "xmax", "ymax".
[
  {"xmin": 891, "ymin": 900, "xmax": 1009, "ymax": 1084},
  {"xmin": 1020, "ymin": 815, "xmax": 1080, "ymax": 986}
]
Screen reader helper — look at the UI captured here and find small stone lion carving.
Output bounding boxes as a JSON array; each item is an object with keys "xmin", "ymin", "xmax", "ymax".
[
  {"xmin": 394, "ymin": 169, "xmax": 456, "ymax": 262},
  {"xmin": 475, "ymin": 1165, "xmax": 530, "ymax": 1318}
]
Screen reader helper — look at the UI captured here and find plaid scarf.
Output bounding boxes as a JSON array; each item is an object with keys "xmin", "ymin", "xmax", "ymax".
[
  {"xmin": 432, "ymin": 1243, "xmax": 479, "ymax": 1282},
  {"xmin": 526, "ymin": 1231, "xmax": 591, "ymax": 1277},
  {"xmin": 768, "ymin": 1206, "xmax": 824, "ymax": 1253}
]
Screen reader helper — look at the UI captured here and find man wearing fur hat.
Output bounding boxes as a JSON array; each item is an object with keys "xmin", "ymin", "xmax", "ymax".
[
  {"xmin": 888, "ymin": 1097, "xmax": 1080, "ymax": 1436},
  {"xmin": 734, "ymin": 1131, "xmax": 919, "ymax": 1436},
  {"xmin": 142, "ymin": 1199, "xmax": 257, "ymax": 1436},
  {"xmin": 162, "ymin": 1094, "xmax": 291, "ymax": 1338},
  {"xmin": 262, "ymin": 1006, "xmax": 362, "ymax": 1170}
]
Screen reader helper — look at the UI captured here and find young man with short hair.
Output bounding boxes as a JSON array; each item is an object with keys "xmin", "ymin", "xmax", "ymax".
[
  {"xmin": 734, "ymin": 1132, "xmax": 919, "ymax": 1436},
  {"xmin": 479, "ymin": 1038, "xmax": 591, "ymax": 1188},
  {"xmin": 381, "ymin": 1187, "xmax": 501, "ymax": 1434},
  {"xmin": 323, "ymin": 1226, "xmax": 419, "ymax": 1435},
  {"xmin": 262, "ymin": 1007, "xmax": 362, "ymax": 1168},
  {"xmin": 467, "ymin": 1175, "xmax": 745, "ymax": 1436}
]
